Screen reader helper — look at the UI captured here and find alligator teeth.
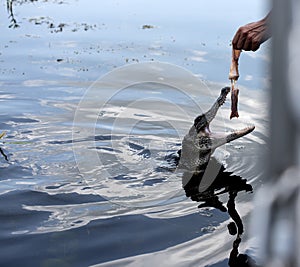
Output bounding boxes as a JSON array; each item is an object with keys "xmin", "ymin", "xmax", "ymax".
[{"xmin": 230, "ymin": 125, "xmax": 255, "ymax": 135}]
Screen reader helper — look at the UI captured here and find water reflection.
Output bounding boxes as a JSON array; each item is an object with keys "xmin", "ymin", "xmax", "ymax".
[
  {"xmin": 6, "ymin": 0, "xmax": 72, "ymax": 32},
  {"xmin": 0, "ymin": 133, "xmax": 8, "ymax": 162},
  {"xmin": 1, "ymin": 0, "xmax": 267, "ymax": 265},
  {"xmin": 229, "ymin": 237, "xmax": 258, "ymax": 267},
  {"xmin": 183, "ymin": 157, "xmax": 258, "ymax": 266},
  {"xmin": 7, "ymin": 0, "xmax": 19, "ymax": 28},
  {"xmin": 0, "ymin": 147, "xmax": 8, "ymax": 162}
]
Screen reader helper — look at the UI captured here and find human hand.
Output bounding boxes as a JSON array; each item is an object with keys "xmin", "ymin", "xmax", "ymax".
[{"xmin": 232, "ymin": 13, "xmax": 271, "ymax": 51}]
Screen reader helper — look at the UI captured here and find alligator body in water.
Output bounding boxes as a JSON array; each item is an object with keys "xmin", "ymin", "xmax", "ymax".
[
  {"xmin": 177, "ymin": 87, "xmax": 257, "ymax": 266},
  {"xmin": 178, "ymin": 87, "xmax": 254, "ymax": 190}
]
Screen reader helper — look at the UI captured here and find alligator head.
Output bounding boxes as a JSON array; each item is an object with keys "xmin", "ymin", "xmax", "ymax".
[{"xmin": 178, "ymin": 87, "xmax": 255, "ymax": 175}]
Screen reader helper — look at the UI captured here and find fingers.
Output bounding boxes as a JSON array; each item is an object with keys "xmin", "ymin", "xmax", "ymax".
[
  {"xmin": 233, "ymin": 27, "xmax": 258, "ymax": 51},
  {"xmin": 233, "ymin": 30, "xmax": 261, "ymax": 51},
  {"xmin": 232, "ymin": 29, "xmax": 244, "ymax": 50},
  {"xmin": 251, "ymin": 40, "xmax": 260, "ymax": 51},
  {"xmin": 232, "ymin": 21, "xmax": 267, "ymax": 51},
  {"xmin": 243, "ymin": 35, "xmax": 260, "ymax": 51}
]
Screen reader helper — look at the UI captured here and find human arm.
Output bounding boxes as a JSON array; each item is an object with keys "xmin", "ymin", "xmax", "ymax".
[{"xmin": 232, "ymin": 11, "xmax": 272, "ymax": 51}]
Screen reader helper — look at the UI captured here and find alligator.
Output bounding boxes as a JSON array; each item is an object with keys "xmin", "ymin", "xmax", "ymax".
[
  {"xmin": 177, "ymin": 87, "xmax": 255, "ymax": 190},
  {"xmin": 176, "ymin": 87, "xmax": 256, "ymax": 266}
]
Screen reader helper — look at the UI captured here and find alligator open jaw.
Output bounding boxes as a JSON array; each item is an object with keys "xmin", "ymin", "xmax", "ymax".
[
  {"xmin": 194, "ymin": 86, "xmax": 254, "ymax": 148},
  {"xmin": 178, "ymin": 87, "xmax": 255, "ymax": 172}
]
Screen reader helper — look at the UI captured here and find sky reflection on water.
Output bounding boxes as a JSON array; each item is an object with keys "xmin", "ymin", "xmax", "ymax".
[{"xmin": 0, "ymin": 1, "xmax": 269, "ymax": 266}]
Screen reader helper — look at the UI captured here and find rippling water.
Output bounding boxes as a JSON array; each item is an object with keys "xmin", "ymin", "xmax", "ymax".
[{"xmin": 1, "ymin": 1, "xmax": 269, "ymax": 266}]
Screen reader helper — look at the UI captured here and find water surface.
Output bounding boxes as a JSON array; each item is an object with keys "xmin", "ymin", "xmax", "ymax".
[{"xmin": 0, "ymin": 1, "xmax": 269, "ymax": 266}]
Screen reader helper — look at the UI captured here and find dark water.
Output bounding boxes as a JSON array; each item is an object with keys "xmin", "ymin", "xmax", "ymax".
[{"xmin": 1, "ymin": 1, "xmax": 269, "ymax": 266}]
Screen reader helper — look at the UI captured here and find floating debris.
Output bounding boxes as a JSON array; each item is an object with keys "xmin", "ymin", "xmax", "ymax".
[
  {"xmin": 142, "ymin": 24, "xmax": 154, "ymax": 29},
  {"xmin": 0, "ymin": 132, "xmax": 6, "ymax": 139},
  {"xmin": 201, "ymin": 225, "xmax": 216, "ymax": 233},
  {"xmin": 28, "ymin": 16, "xmax": 52, "ymax": 25}
]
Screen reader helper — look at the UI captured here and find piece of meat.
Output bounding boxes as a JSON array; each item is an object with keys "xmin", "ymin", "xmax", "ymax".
[
  {"xmin": 229, "ymin": 49, "xmax": 241, "ymax": 80},
  {"xmin": 230, "ymin": 86, "xmax": 239, "ymax": 119},
  {"xmin": 229, "ymin": 49, "xmax": 241, "ymax": 119}
]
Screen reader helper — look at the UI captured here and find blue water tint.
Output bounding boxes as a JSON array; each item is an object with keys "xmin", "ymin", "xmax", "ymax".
[{"xmin": 0, "ymin": 0, "xmax": 268, "ymax": 266}]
